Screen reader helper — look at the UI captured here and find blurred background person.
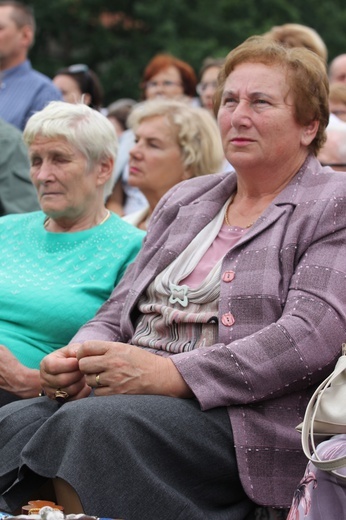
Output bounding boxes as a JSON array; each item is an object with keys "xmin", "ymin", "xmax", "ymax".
[
  {"xmin": 329, "ymin": 53, "xmax": 346, "ymax": 84},
  {"xmin": 328, "ymin": 82, "xmax": 346, "ymax": 122},
  {"xmin": 262, "ymin": 22, "xmax": 328, "ymax": 62},
  {"xmin": 139, "ymin": 53, "xmax": 198, "ymax": 103},
  {"xmin": 123, "ymin": 99, "xmax": 224, "ymax": 230},
  {"xmin": 0, "ymin": 117, "xmax": 39, "ymax": 215},
  {"xmin": 107, "ymin": 53, "xmax": 198, "ymax": 217},
  {"xmin": 0, "ymin": 0, "xmax": 62, "ymax": 130},
  {"xmin": 0, "ymin": 101, "xmax": 144, "ymax": 407},
  {"xmin": 106, "ymin": 98, "xmax": 137, "ymax": 138},
  {"xmin": 53, "ymin": 64, "xmax": 115, "ymax": 199},
  {"xmin": 318, "ymin": 118, "xmax": 346, "ymax": 171},
  {"xmin": 197, "ymin": 57, "xmax": 225, "ymax": 117},
  {"xmin": 53, "ymin": 63, "xmax": 104, "ymax": 111},
  {"xmin": 196, "ymin": 56, "xmax": 233, "ymax": 173}
]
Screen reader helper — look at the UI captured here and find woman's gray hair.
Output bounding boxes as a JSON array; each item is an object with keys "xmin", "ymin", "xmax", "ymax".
[
  {"xmin": 128, "ymin": 99, "xmax": 224, "ymax": 176},
  {"xmin": 24, "ymin": 101, "xmax": 118, "ymax": 196}
]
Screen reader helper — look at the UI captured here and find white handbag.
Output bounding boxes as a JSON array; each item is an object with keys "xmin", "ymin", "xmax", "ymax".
[{"xmin": 296, "ymin": 343, "xmax": 346, "ymax": 479}]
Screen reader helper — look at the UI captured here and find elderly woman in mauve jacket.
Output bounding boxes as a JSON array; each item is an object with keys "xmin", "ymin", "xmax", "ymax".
[{"xmin": 0, "ymin": 36, "xmax": 345, "ymax": 520}]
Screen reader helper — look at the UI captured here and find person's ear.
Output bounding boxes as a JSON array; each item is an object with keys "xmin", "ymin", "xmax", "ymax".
[
  {"xmin": 20, "ymin": 25, "xmax": 34, "ymax": 49},
  {"xmin": 182, "ymin": 166, "xmax": 193, "ymax": 180},
  {"xmin": 96, "ymin": 156, "xmax": 114, "ymax": 187},
  {"xmin": 82, "ymin": 93, "xmax": 92, "ymax": 107},
  {"xmin": 301, "ymin": 120, "xmax": 319, "ymax": 147}
]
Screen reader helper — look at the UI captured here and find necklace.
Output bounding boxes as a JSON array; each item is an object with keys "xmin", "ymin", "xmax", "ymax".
[
  {"xmin": 44, "ymin": 210, "xmax": 111, "ymax": 230},
  {"xmin": 98, "ymin": 209, "xmax": 111, "ymax": 226},
  {"xmin": 224, "ymin": 199, "xmax": 254, "ymax": 229}
]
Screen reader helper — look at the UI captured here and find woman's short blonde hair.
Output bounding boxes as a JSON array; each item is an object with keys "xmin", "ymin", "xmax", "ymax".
[
  {"xmin": 128, "ymin": 99, "xmax": 224, "ymax": 176},
  {"xmin": 214, "ymin": 36, "xmax": 329, "ymax": 155},
  {"xmin": 262, "ymin": 23, "xmax": 327, "ymax": 63},
  {"xmin": 24, "ymin": 101, "xmax": 118, "ymax": 196},
  {"xmin": 329, "ymin": 82, "xmax": 346, "ymax": 105},
  {"xmin": 24, "ymin": 101, "xmax": 118, "ymax": 166}
]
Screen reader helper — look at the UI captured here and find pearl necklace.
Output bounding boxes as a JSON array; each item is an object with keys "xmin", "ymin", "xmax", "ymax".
[
  {"xmin": 224, "ymin": 199, "xmax": 254, "ymax": 229},
  {"xmin": 44, "ymin": 210, "xmax": 111, "ymax": 230}
]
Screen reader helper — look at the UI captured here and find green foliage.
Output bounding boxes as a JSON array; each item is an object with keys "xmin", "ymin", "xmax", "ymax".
[{"xmin": 22, "ymin": 0, "xmax": 346, "ymax": 106}]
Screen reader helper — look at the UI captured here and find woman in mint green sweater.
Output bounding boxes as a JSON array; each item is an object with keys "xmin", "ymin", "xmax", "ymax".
[{"xmin": 0, "ymin": 101, "xmax": 144, "ymax": 406}]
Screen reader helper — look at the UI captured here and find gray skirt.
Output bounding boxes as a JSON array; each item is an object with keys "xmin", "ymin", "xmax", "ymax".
[{"xmin": 0, "ymin": 394, "xmax": 255, "ymax": 520}]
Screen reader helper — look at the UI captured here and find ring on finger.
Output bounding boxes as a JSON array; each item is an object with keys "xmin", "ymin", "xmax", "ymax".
[
  {"xmin": 95, "ymin": 374, "xmax": 102, "ymax": 387},
  {"xmin": 54, "ymin": 389, "xmax": 70, "ymax": 403}
]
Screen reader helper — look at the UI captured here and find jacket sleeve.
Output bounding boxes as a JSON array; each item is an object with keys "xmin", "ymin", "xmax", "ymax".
[{"xmin": 0, "ymin": 128, "xmax": 40, "ymax": 215}]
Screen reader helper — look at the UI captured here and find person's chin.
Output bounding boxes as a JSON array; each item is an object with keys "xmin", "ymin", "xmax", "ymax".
[
  {"xmin": 40, "ymin": 202, "xmax": 66, "ymax": 215},
  {"xmin": 128, "ymin": 172, "xmax": 143, "ymax": 187},
  {"xmin": 227, "ymin": 151, "xmax": 258, "ymax": 168}
]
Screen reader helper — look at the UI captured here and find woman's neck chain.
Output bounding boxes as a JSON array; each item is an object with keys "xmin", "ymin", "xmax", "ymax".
[{"xmin": 224, "ymin": 199, "xmax": 254, "ymax": 229}]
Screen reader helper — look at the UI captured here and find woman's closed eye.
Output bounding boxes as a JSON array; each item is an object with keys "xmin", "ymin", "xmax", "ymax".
[
  {"xmin": 146, "ymin": 138, "xmax": 164, "ymax": 149},
  {"xmin": 53, "ymin": 155, "xmax": 71, "ymax": 164},
  {"xmin": 30, "ymin": 157, "xmax": 42, "ymax": 167}
]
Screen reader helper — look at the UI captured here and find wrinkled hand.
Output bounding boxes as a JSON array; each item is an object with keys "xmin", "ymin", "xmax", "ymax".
[
  {"xmin": 40, "ymin": 343, "xmax": 91, "ymax": 401},
  {"xmin": 0, "ymin": 344, "xmax": 41, "ymax": 398},
  {"xmin": 76, "ymin": 341, "xmax": 193, "ymax": 398}
]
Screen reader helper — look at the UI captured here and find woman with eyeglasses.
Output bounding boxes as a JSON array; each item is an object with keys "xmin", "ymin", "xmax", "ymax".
[
  {"xmin": 196, "ymin": 57, "xmax": 231, "ymax": 172},
  {"xmin": 197, "ymin": 57, "xmax": 225, "ymax": 117},
  {"xmin": 53, "ymin": 64, "xmax": 103, "ymax": 111},
  {"xmin": 140, "ymin": 53, "xmax": 198, "ymax": 103}
]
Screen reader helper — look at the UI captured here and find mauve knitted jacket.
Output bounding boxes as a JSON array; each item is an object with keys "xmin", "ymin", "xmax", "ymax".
[{"xmin": 72, "ymin": 154, "xmax": 346, "ymax": 507}]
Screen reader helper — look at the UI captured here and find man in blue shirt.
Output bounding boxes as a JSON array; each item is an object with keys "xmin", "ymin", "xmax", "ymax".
[{"xmin": 0, "ymin": 1, "xmax": 62, "ymax": 130}]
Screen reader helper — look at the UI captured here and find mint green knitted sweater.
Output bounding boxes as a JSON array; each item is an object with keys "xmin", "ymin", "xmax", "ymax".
[{"xmin": 0, "ymin": 211, "xmax": 144, "ymax": 368}]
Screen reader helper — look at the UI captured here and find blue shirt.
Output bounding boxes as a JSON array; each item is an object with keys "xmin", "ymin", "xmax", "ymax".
[{"xmin": 0, "ymin": 60, "xmax": 62, "ymax": 130}]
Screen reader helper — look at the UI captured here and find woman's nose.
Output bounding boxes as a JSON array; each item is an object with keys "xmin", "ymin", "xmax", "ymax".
[
  {"xmin": 35, "ymin": 160, "xmax": 56, "ymax": 183},
  {"xmin": 231, "ymin": 100, "xmax": 252, "ymax": 126},
  {"xmin": 129, "ymin": 142, "xmax": 142, "ymax": 158}
]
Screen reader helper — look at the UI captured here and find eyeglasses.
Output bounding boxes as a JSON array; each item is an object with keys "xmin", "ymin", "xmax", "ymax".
[
  {"xmin": 145, "ymin": 80, "xmax": 182, "ymax": 90},
  {"xmin": 66, "ymin": 64, "xmax": 89, "ymax": 74},
  {"xmin": 196, "ymin": 81, "xmax": 218, "ymax": 95},
  {"xmin": 321, "ymin": 163, "xmax": 346, "ymax": 169}
]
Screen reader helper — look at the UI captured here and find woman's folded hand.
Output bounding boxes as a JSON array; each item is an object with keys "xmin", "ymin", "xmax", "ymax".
[
  {"xmin": 40, "ymin": 343, "xmax": 91, "ymax": 401},
  {"xmin": 76, "ymin": 340, "xmax": 193, "ymax": 398}
]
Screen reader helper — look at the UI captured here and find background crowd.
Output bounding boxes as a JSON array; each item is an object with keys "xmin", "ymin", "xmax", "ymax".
[{"xmin": 15, "ymin": 0, "xmax": 346, "ymax": 105}]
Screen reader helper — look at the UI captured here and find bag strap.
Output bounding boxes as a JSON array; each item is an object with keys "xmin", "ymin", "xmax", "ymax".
[{"xmin": 301, "ymin": 349, "xmax": 346, "ymax": 479}]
